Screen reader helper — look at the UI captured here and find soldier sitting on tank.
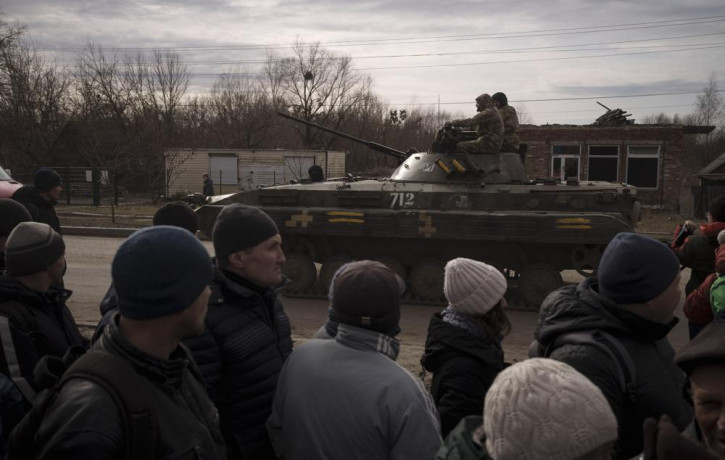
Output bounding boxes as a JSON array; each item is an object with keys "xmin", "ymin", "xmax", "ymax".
[
  {"xmin": 446, "ymin": 93, "xmax": 504, "ymax": 155},
  {"xmin": 492, "ymin": 92, "xmax": 520, "ymax": 154}
]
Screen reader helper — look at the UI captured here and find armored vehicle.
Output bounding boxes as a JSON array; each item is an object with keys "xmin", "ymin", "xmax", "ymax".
[{"xmin": 197, "ymin": 113, "xmax": 640, "ymax": 307}]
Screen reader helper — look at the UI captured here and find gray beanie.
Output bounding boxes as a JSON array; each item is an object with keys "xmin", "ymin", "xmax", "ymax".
[
  {"xmin": 484, "ymin": 358, "xmax": 618, "ymax": 460},
  {"xmin": 4, "ymin": 222, "xmax": 65, "ymax": 276},
  {"xmin": 330, "ymin": 260, "xmax": 405, "ymax": 334},
  {"xmin": 212, "ymin": 204, "xmax": 279, "ymax": 262},
  {"xmin": 112, "ymin": 226, "xmax": 213, "ymax": 320},
  {"xmin": 0, "ymin": 198, "xmax": 32, "ymax": 237},
  {"xmin": 444, "ymin": 258, "xmax": 507, "ymax": 316}
]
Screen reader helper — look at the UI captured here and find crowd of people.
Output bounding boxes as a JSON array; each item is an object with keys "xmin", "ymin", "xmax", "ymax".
[{"xmin": 0, "ymin": 167, "xmax": 724, "ymax": 459}]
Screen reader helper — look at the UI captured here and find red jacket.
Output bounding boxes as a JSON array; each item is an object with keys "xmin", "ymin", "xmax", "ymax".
[{"xmin": 683, "ymin": 244, "xmax": 725, "ymax": 324}]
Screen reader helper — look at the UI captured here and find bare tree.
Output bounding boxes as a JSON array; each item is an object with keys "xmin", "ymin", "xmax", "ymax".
[
  {"xmin": 264, "ymin": 40, "xmax": 374, "ymax": 148},
  {"xmin": 0, "ymin": 27, "xmax": 70, "ymax": 169},
  {"xmin": 209, "ymin": 69, "xmax": 273, "ymax": 148},
  {"xmin": 694, "ymin": 72, "xmax": 723, "ymax": 133}
]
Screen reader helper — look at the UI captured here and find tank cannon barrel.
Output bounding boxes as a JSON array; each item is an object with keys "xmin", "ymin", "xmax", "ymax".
[{"xmin": 277, "ymin": 111, "xmax": 409, "ymax": 162}]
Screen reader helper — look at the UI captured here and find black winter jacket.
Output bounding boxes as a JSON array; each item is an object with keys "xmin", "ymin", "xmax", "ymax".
[
  {"xmin": 0, "ymin": 275, "xmax": 88, "ymax": 392},
  {"xmin": 11, "ymin": 185, "xmax": 61, "ymax": 234},
  {"xmin": 535, "ymin": 278, "xmax": 693, "ymax": 460},
  {"xmin": 34, "ymin": 315, "xmax": 227, "ymax": 460},
  {"xmin": 421, "ymin": 313, "xmax": 505, "ymax": 438},
  {"xmin": 183, "ymin": 268, "xmax": 293, "ymax": 460}
]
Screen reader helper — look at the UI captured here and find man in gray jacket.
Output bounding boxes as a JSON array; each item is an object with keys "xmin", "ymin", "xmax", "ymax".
[{"xmin": 267, "ymin": 260, "xmax": 442, "ymax": 460}]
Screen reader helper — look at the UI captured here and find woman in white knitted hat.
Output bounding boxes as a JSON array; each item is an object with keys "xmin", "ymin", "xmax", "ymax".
[
  {"xmin": 420, "ymin": 257, "xmax": 510, "ymax": 438},
  {"xmin": 436, "ymin": 358, "xmax": 618, "ymax": 460}
]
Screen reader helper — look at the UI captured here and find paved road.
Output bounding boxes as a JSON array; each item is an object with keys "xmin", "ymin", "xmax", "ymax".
[{"xmin": 62, "ymin": 235, "xmax": 691, "ymax": 371}]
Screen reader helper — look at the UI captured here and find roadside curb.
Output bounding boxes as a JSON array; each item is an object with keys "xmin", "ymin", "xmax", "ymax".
[
  {"xmin": 63, "ymin": 226, "xmax": 211, "ymax": 240},
  {"xmin": 63, "ymin": 226, "xmax": 138, "ymax": 238}
]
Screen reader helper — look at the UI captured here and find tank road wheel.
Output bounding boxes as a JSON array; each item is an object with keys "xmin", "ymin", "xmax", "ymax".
[
  {"xmin": 572, "ymin": 244, "xmax": 605, "ymax": 277},
  {"xmin": 319, "ymin": 256, "xmax": 353, "ymax": 294},
  {"xmin": 282, "ymin": 253, "xmax": 317, "ymax": 292},
  {"xmin": 518, "ymin": 264, "xmax": 563, "ymax": 309},
  {"xmin": 409, "ymin": 259, "xmax": 445, "ymax": 302},
  {"xmin": 373, "ymin": 257, "xmax": 407, "ymax": 283}
]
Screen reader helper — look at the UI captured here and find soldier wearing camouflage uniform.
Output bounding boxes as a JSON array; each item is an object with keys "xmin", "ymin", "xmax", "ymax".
[
  {"xmin": 492, "ymin": 92, "xmax": 520, "ymax": 153},
  {"xmin": 449, "ymin": 93, "xmax": 504, "ymax": 155}
]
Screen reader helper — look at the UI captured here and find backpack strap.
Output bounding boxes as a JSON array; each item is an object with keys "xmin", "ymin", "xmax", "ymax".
[
  {"xmin": 0, "ymin": 300, "xmax": 37, "ymax": 403},
  {"xmin": 62, "ymin": 351, "xmax": 158, "ymax": 460},
  {"xmin": 548, "ymin": 330, "xmax": 637, "ymax": 403}
]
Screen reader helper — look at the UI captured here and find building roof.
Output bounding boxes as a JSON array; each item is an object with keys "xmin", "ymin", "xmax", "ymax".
[{"xmin": 697, "ymin": 151, "xmax": 725, "ymax": 179}]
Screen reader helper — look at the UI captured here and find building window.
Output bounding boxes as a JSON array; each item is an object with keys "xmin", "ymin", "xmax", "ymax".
[
  {"xmin": 551, "ymin": 145, "xmax": 580, "ymax": 181},
  {"xmin": 626, "ymin": 146, "xmax": 659, "ymax": 189},
  {"xmin": 588, "ymin": 146, "xmax": 619, "ymax": 182}
]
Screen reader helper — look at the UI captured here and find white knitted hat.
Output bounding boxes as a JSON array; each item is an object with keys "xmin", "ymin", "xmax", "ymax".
[
  {"xmin": 484, "ymin": 358, "xmax": 618, "ymax": 460},
  {"xmin": 444, "ymin": 258, "xmax": 507, "ymax": 316}
]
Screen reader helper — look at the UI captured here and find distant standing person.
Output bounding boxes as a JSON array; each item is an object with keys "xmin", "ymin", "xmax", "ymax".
[
  {"xmin": 421, "ymin": 257, "xmax": 510, "ymax": 438},
  {"xmin": 491, "ymin": 92, "xmax": 520, "ymax": 153},
  {"xmin": 203, "ymin": 173, "xmax": 215, "ymax": 197},
  {"xmin": 12, "ymin": 168, "xmax": 63, "ymax": 235}
]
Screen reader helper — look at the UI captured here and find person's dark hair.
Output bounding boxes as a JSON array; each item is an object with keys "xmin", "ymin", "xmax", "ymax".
[
  {"xmin": 492, "ymin": 92, "xmax": 508, "ymax": 107},
  {"xmin": 153, "ymin": 202, "xmax": 199, "ymax": 234},
  {"xmin": 708, "ymin": 195, "xmax": 725, "ymax": 222},
  {"xmin": 475, "ymin": 300, "xmax": 511, "ymax": 342},
  {"xmin": 308, "ymin": 165, "xmax": 324, "ymax": 182}
]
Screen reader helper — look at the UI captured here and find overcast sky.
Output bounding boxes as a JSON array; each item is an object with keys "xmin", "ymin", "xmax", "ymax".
[{"xmin": 2, "ymin": 0, "xmax": 724, "ymax": 125}]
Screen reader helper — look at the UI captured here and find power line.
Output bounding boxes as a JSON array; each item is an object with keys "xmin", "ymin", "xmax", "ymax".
[{"xmin": 34, "ymin": 15, "xmax": 725, "ymax": 53}]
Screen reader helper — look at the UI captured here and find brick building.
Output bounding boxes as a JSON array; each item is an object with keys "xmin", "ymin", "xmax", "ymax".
[{"xmin": 519, "ymin": 124, "xmax": 713, "ymax": 209}]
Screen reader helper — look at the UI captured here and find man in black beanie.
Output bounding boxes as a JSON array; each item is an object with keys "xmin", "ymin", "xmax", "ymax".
[
  {"xmin": 92, "ymin": 201, "xmax": 201, "ymax": 342},
  {"xmin": 184, "ymin": 203, "xmax": 292, "ymax": 460},
  {"xmin": 267, "ymin": 260, "xmax": 441, "ymax": 460},
  {"xmin": 12, "ymin": 168, "xmax": 63, "ymax": 234},
  {"xmin": 532, "ymin": 232, "xmax": 693, "ymax": 459},
  {"xmin": 0, "ymin": 198, "xmax": 32, "ymax": 273},
  {"xmin": 31, "ymin": 226, "xmax": 227, "ymax": 459}
]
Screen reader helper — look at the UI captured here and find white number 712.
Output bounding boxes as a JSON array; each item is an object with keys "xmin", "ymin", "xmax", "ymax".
[{"xmin": 390, "ymin": 192, "xmax": 415, "ymax": 208}]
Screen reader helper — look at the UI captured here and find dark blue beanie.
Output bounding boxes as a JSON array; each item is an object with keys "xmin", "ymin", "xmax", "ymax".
[
  {"xmin": 598, "ymin": 232, "xmax": 680, "ymax": 305},
  {"xmin": 112, "ymin": 226, "xmax": 213, "ymax": 320},
  {"xmin": 33, "ymin": 168, "xmax": 62, "ymax": 192}
]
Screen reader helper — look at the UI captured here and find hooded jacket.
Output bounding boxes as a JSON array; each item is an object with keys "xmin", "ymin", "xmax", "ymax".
[
  {"xmin": 0, "ymin": 275, "xmax": 87, "ymax": 392},
  {"xmin": 421, "ymin": 313, "xmax": 505, "ymax": 437},
  {"xmin": 684, "ymin": 244, "xmax": 725, "ymax": 325},
  {"xmin": 33, "ymin": 315, "xmax": 227, "ymax": 460},
  {"xmin": 183, "ymin": 267, "xmax": 293, "ymax": 460},
  {"xmin": 11, "ymin": 185, "xmax": 61, "ymax": 235},
  {"xmin": 535, "ymin": 278, "xmax": 693, "ymax": 459},
  {"xmin": 674, "ymin": 221, "xmax": 725, "ymax": 294}
]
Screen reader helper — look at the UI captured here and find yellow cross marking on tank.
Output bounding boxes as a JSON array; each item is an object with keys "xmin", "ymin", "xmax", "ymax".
[
  {"xmin": 328, "ymin": 211, "xmax": 364, "ymax": 224},
  {"xmin": 419, "ymin": 212, "xmax": 437, "ymax": 238},
  {"xmin": 556, "ymin": 217, "xmax": 591, "ymax": 230},
  {"xmin": 285, "ymin": 210, "xmax": 313, "ymax": 228}
]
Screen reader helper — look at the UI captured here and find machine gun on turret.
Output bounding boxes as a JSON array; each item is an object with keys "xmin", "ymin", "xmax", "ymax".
[{"xmin": 278, "ymin": 112, "xmax": 410, "ymax": 164}]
